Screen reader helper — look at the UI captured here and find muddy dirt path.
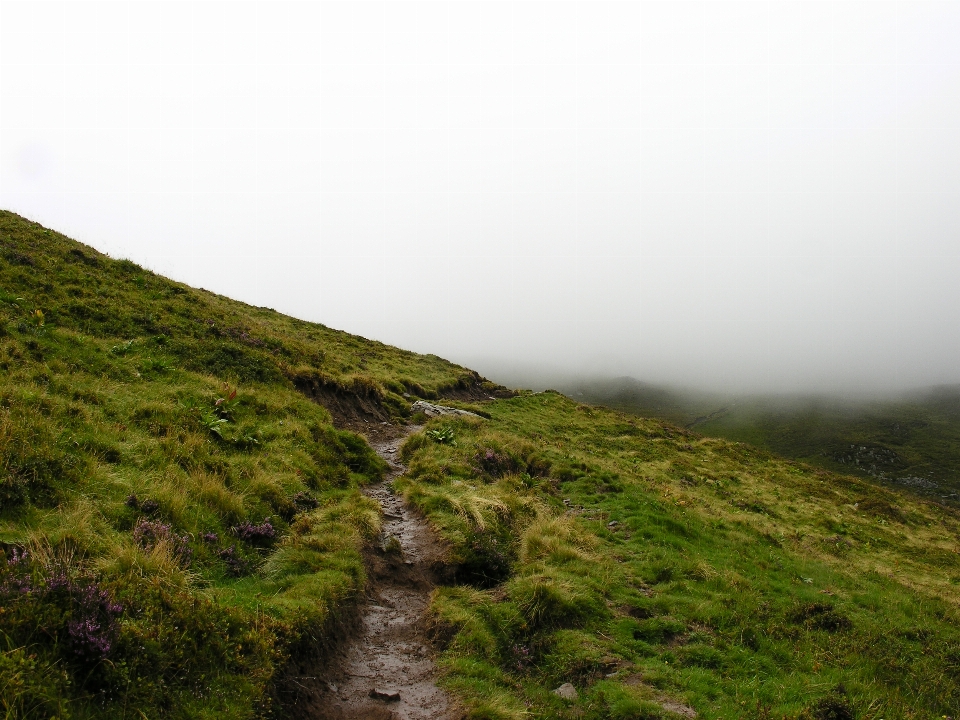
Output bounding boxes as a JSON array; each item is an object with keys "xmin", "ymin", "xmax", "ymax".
[{"xmin": 309, "ymin": 428, "xmax": 459, "ymax": 720}]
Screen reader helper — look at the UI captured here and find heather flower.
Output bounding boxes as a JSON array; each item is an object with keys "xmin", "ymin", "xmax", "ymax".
[
  {"xmin": 217, "ymin": 545, "xmax": 250, "ymax": 576},
  {"xmin": 510, "ymin": 643, "xmax": 533, "ymax": 671},
  {"xmin": 63, "ymin": 582, "xmax": 123, "ymax": 660},
  {"xmin": 126, "ymin": 494, "xmax": 159, "ymax": 514},
  {"xmin": 7, "ymin": 571, "xmax": 126, "ymax": 661},
  {"xmin": 292, "ymin": 491, "xmax": 319, "ymax": 511},
  {"xmin": 139, "ymin": 498, "xmax": 160, "ymax": 514},
  {"xmin": 6, "ymin": 546, "xmax": 29, "ymax": 566},
  {"xmin": 45, "ymin": 571, "xmax": 72, "ymax": 593},
  {"xmin": 0, "ymin": 547, "xmax": 37, "ymax": 597},
  {"xmin": 1, "ymin": 575, "xmax": 34, "ymax": 596},
  {"xmin": 133, "ymin": 518, "xmax": 192, "ymax": 564},
  {"xmin": 474, "ymin": 448, "xmax": 519, "ymax": 477},
  {"xmin": 231, "ymin": 520, "xmax": 276, "ymax": 545},
  {"xmin": 67, "ymin": 616, "xmax": 113, "ymax": 657}
]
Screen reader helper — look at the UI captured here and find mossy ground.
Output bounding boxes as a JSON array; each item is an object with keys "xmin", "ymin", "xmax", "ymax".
[{"xmin": 398, "ymin": 392, "xmax": 960, "ymax": 719}]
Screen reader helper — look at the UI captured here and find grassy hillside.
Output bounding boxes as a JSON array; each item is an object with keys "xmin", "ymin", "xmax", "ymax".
[
  {"xmin": 3, "ymin": 211, "xmax": 960, "ymax": 720},
  {"xmin": 400, "ymin": 394, "xmax": 960, "ymax": 719},
  {"xmin": 0, "ymin": 211, "xmax": 495, "ymax": 718},
  {"xmin": 568, "ymin": 377, "xmax": 960, "ymax": 504}
]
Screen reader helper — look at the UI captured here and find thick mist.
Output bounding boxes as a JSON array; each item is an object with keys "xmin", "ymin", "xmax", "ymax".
[{"xmin": 3, "ymin": 2, "xmax": 960, "ymax": 394}]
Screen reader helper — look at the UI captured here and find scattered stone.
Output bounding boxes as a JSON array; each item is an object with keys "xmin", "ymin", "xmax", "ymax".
[
  {"xmin": 553, "ymin": 683, "xmax": 578, "ymax": 701},
  {"xmin": 410, "ymin": 400, "xmax": 481, "ymax": 418},
  {"xmin": 370, "ymin": 687, "xmax": 401, "ymax": 702},
  {"xmin": 607, "ymin": 520, "xmax": 619, "ymax": 527}
]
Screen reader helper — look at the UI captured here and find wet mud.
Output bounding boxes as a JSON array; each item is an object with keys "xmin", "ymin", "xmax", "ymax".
[{"xmin": 305, "ymin": 430, "xmax": 459, "ymax": 720}]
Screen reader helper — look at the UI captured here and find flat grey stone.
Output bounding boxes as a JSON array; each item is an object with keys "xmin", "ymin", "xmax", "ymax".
[
  {"xmin": 553, "ymin": 683, "xmax": 578, "ymax": 701},
  {"xmin": 410, "ymin": 400, "xmax": 481, "ymax": 418}
]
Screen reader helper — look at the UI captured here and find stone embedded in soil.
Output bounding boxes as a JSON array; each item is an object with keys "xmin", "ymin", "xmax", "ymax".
[
  {"xmin": 409, "ymin": 400, "xmax": 480, "ymax": 418},
  {"xmin": 553, "ymin": 683, "xmax": 578, "ymax": 701},
  {"xmin": 370, "ymin": 688, "xmax": 402, "ymax": 702}
]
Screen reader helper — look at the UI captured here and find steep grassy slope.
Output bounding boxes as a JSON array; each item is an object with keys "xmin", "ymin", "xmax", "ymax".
[
  {"xmin": 568, "ymin": 377, "xmax": 960, "ymax": 502},
  {"xmin": 0, "ymin": 211, "xmax": 492, "ymax": 718},
  {"xmin": 399, "ymin": 394, "xmax": 960, "ymax": 719}
]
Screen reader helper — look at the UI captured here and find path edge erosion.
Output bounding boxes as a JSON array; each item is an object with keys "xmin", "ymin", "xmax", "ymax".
[{"xmin": 275, "ymin": 408, "xmax": 467, "ymax": 720}]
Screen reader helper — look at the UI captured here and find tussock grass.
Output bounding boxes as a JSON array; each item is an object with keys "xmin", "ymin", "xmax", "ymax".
[
  {"xmin": 400, "ymin": 391, "xmax": 960, "ymax": 719},
  {"xmin": 518, "ymin": 516, "xmax": 597, "ymax": 565}
]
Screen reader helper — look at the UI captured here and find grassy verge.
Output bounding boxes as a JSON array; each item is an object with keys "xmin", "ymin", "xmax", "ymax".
[{"xmin": 398, "ymin": 391, "xmax": 960, "ymax": 719}]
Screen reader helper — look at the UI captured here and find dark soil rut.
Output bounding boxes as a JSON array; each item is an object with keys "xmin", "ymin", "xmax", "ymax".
[{"xmin": 307, "ymin": 428, "xmax": 459, "ymax": 720}]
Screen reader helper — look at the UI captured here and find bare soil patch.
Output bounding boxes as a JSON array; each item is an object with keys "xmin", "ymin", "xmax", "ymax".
[{"xmin": 292, "ymin": 371, "xmax": 513, "ymax": 441}]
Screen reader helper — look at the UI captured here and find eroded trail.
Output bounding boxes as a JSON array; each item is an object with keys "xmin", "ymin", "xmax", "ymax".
[{"xmin": 308, "ymin": 428, "xmax": 458, "ymax": 720}]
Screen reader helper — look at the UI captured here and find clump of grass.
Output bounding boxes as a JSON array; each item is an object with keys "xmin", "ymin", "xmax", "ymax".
[
  {"xmin": 510, "ymin": 570, "xmax": 601, "ymax": 631},
  {"xmin": 798, "ymin": 687, "xmax": 856, "ymax": 720},
  {"xmin": 0, "ymin": 645, "xmax": 72, "ymax": 719},
  {"xmin": 788, "ymin": 602, "xmax": 853, "ymax": 632}
]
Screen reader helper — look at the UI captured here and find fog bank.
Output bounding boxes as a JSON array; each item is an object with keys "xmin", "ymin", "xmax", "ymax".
[{"xmin": 3, "ymin": 2, "xmax": 960, "ymax": 393}]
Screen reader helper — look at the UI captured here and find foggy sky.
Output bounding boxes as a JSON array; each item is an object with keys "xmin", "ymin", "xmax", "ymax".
[{"xmin": 2, "ymin": 1, "xmax": 960, "ymax": 393}]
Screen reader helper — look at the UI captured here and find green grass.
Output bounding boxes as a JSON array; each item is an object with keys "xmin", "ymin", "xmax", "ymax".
[
  {"xmin": 398, "ymin": 392, "xmax": 960, "ymax": 719},
  {"xmin": 4, "ymin": 211, "xmax": 960, "ymax": 719},
  {"xmin": 0, "ymin": 211, "xmax": 489, "ymax": 718},
  {"xmin": 569, "ymin": 376, "xmax": 960, "ymax": 502}
]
